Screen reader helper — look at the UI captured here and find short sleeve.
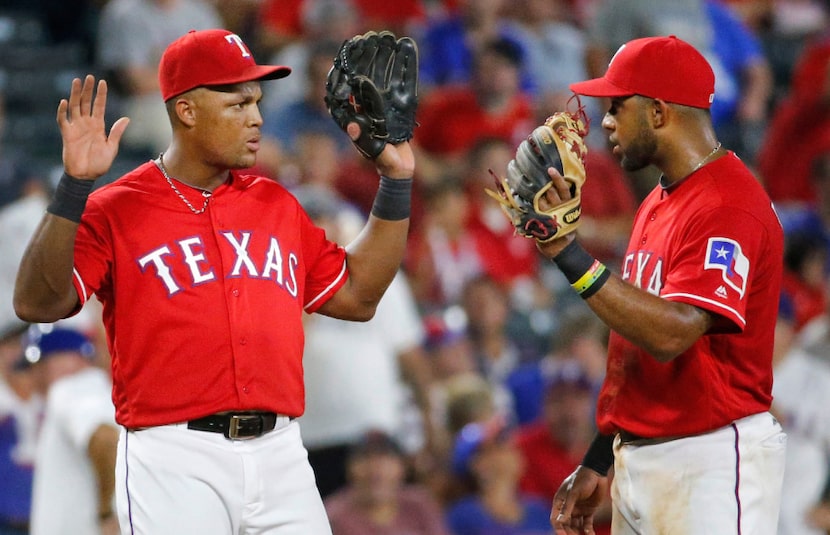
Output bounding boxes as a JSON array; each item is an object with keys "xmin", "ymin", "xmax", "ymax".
[{"xmin": 661, "ymin": 207, "xmax": 769, "ymax": 330}]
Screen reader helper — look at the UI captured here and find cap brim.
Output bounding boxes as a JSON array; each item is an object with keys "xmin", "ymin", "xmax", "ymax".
[
  {"xmin": 206, "ymin": 65, "xmax": 292, "ymax": 88},
  {"xmin": 569, "ymin": 76, "xmax": 632, "ymax": 98}
]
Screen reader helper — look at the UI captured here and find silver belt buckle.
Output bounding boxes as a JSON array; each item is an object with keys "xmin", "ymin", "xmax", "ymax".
[{"xmin": 227, "ymin": 414, "xmax": 258, "ymax": 440}]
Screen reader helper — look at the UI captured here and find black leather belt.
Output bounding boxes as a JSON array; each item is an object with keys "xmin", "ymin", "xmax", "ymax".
[
  {"xmin": 617, "ymin": 429, "xmax": 647, "ymax": 443},
  {"xmin": 187, "ymin": 412, "xmax": 285, "ymax": 440}
]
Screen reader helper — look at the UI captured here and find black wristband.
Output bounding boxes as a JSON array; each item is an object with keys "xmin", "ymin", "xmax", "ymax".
[
  {"xmin": 551, "ymin": 240, "xmax": 595, "ymax": 283},
  {"xmin": 552, "ymin": 239, "xmax": 611, "ymax": 299},
  {"xmin": 371, "ymin": 176, "xmax": 412, "ymax": 221},
  {"xmin": 581, "ymin": 432, "xmax": 615, "ymax": 476},
  {"xmin": 47, "ymin": 173, "xmax": 95, "ymax": 223}
]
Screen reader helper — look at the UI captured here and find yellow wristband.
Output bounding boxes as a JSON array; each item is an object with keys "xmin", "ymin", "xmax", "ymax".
[{"xmin": 571, "ymin": 260, "xmax": 607, "ymax": 295}]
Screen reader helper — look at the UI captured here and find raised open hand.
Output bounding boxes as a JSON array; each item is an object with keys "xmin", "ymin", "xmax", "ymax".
[{"xmin": 57, "ymin": 75, "xmax": 129, "ymax": 180}]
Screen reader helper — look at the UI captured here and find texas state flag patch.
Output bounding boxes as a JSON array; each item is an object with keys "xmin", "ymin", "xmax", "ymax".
[{"xmin": 705, "ymin": 237, "xmax": 749, "ymax": 298}]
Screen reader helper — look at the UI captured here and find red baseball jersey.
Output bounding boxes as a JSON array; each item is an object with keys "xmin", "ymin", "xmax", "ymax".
[
  {"xmin": 596, "ymin": 152, "xmax": 783, "ymax": 438},
  {"xmin": 71, "ymin": 163, "xmax": 348, "ymax": 428}
]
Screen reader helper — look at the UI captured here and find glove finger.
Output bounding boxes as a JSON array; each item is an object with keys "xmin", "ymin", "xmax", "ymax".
[
  {"xmin": 370, "ymin": 31, "xmax": 397, "ymax": 89},
  {"xmin": 348, "ymin": 32, "xmax": 381, "ymax": 75},
  {"xmin": 353, "ymin": 75, "xmax": 387, "ymax": 135},
  {"xmin": 389, "ymin": 37, "xmax": 419, "ymax": 107}
]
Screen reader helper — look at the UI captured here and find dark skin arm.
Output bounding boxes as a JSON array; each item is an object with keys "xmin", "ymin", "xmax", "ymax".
[
  {"xmin": 14, "ymin": 75, "xmax": 128, "ymax": 323},
  {"xmin": 311, "ymin": 125, "xmax": 415, "ymax": 322},
  {"xmin": 537, "ymin": 169, "xmax": 713, "ymax": 363}
]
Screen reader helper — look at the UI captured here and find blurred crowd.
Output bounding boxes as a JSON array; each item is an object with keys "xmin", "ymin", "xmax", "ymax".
[{"xmin": 0, "ymin": 0, "xmax": 829, "ymax": 533}]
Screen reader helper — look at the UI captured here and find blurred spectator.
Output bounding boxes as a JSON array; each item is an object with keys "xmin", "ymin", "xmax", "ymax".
[
  {"xmin": 293, "ymin": 186, "xmax": 439, "ymax": 498},
  {"xmin": 0, "ymin": 327, "xmax": 38, "ymax": 535},
  {"xmin": 96, "ymin": 0, "xmax": 222, "ymax": 157},
  {"xmin": 405, "ymin": 179, "xmax": 487, "ymax": 311},
  {"xmin": 781, "ymin": 231, "xmax": 828, "ymax": 332},
  {"xmin": 506, "ymin": 0, "xmax": 594, "ymax": 117},
  {"xmin": 416, "ymin": 0, "xmax": 532, "ymax": 92},
  {"xmin": 514, "ymin": 362, "xmax": 612, "ymax": 535},
  {"xmin": 758, "ymin": 29, "xmax": 830, "ymax": 205},
  {"xmin": 414, "ymin": 37, "xmax": 535, "ymax": 181},
  {"xmin": 324, "ymin": 429, "xmax": 451, "ymax": 535},
  {"xmin": 0, "ymin": 92, "xmax": 50, "ymax": 341},
  {"xmin": 260, "ymin": 40, "xmax": 352, "ymax": 170},
  {"xmin": 772, "ymin": 296, "xmax": 830, "ymax": 535},
  {"xmin": 584, "ymin": 0, "xmax": 773, "ymax": 165},
  {"xmin": 446, "ymin": 416, "xmax": 553, "ymax": 534},
  {"xmin": 350, "ymin": 0, "xmax": 427, "ymax": 36},
  {"xmin": 460, "ymin": 275, "xmax": 530, "ymax": 385},
  {"xmin": 505, "ymin": 307, "xmax": 607, "ymax": 425},
  {"xmin": 462, "ymin": 137, "xmax": 542, "ymax": 287},
  {"xmin": 256, "ymin": 0, "xmax": 360, "ymax": 117},
  {"xmin": 775, "ymin": 152, "xmax": 830, "ymax": 243},
  {"xmin": 23, "ymin": 325, "xmax": 119, "ymax": 535}
]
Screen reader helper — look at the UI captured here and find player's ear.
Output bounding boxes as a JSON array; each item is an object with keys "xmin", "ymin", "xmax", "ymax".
[
  {"xmin": 649, "ymin": 98, "xmax": 669, "ymax": 128},
  {"xmin": 173, "ymin": 97, "xmax": 197, "ymax": 127}
]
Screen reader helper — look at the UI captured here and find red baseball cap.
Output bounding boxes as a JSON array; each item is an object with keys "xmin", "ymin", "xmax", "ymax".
[
  {"xmin": 159, "ymin": 29, "xmax": 291, "ymax": 101},
  {"xmin": 569, "ymin": 35, "xmax": 715, "ymax": 109}
]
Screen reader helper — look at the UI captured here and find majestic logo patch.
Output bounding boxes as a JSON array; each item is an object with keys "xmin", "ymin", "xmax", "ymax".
[{"xmin": 705, "ymin": 238, "xmax": 749, "ymax": 298}]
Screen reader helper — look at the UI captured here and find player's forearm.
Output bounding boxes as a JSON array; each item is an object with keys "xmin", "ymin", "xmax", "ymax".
[
  {"xmin": 342, "ymin": 216, "xmax": 410, "ymax": 318},
  {"xmin": 582, "ymin": 275, "xmax": 711, "ymax": 362},
  {"xmin": 14, "ymin": 214, "xmax": 82, "ymax": 322},
  {"xmin": 546, "ymin": 240, "xmax": 710, "ymax": 362}
]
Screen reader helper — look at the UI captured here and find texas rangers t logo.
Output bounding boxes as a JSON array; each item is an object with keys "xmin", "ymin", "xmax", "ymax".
[{"xmin": 704, "ymin": 237, "xmax": 749, "ymax": 298}]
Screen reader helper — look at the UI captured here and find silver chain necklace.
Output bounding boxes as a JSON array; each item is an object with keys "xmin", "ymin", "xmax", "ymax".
[{"xmin": 154, "ymin": 153, "xmax": 211, "ymax": 214}]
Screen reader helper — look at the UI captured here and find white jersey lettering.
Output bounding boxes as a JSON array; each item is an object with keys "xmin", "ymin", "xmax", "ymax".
[
  {"xmin": 221, "ymin": 231, "xmax": 259, "ymax": 277},
  {"xmin": 285, "ymin": 253, "xmax": 299, "ymax": 297},
  {"xmin": 622, "ymin": 250, "xmax": 664, "ymax": 295},
  {"xmin": 262, "ymin": 237, "xmax": 285, "ymax": 285},
  {"xmin": 179, "ymin": 237, "xmax": 216, "ymax": 285},
  {"xmin": 138, "ymin": 246, "xmax": 182, "ymax": 295}
]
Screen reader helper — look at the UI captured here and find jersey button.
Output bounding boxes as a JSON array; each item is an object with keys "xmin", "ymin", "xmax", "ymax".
[
  {"xmin": 240, "ymin": 338, "xmax": 247, "ymax": 345},
  {"xmin": 641, "ymin": 236, "xmax": 647, "ymax": 244},
  {"xmin": 650, "ymin": 211, "xmax": 657, "ymax": 221},
  {"xmin": 242, "ymin": 386, "xmax": 250, "ymax": 394},
  {"xmin": 232, "ymin": 289, "xmax": 240, "ymax": 297}
]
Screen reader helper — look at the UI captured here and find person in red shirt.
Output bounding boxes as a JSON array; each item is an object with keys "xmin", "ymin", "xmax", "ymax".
[
  {"xmin": 13, "ymin": 29, "xmax": 417, "ymax": 534},
  {"xmin": 414, "ymin": 37, "xmax": 535, "ymax": 182},
  {"xmin": 758, "ymin": 30, "xmax": 830, "ymax": 205},
  {"xmin": 515, "ymin": 362, "xmax": 611, "ymax": 535},
  {"xmin": 513, "ymin": 35, "xmax": 785, "ymax": 534}
]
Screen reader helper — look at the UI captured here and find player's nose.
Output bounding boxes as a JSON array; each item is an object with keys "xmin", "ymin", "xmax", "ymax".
[{"xmin": 601, "ymin": 113, "xmax": 615, "ymax": 131}]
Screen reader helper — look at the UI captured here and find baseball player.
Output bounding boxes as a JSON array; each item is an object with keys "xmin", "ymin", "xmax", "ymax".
[
  {"xmin": 13, "ymin": 29, "xmax": 416, "ymax": 534},
  {"xmin": 535, "ymin": 36, "xmax": 786, "ymax": 534}
]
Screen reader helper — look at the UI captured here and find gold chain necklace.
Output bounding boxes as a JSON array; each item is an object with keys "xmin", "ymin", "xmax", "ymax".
[
  {"xmin": 154, "ymin": 153, "xmax": 211, "ymax": 215},
  {"xmin": 691, "ymin": 142, "xmax": 722, "ymax": 174}
]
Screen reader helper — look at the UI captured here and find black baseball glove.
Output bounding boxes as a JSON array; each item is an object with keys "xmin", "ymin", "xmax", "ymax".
[{"xmin": 325, "ymin": 30, "xmax": 419, "ymax": 159}]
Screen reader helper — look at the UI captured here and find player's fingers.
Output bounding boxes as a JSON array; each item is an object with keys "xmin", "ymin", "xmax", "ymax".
[
  {"xmin": 56, "ymin": 99, "xmax": 69, "ymax": 130},
  {"xmin": 66, "ymin": 77, "xmax": 83, "ymax": 119},
  {"xmin": 107, "ymin": 116, "xmax": 131, "ymax": 146},
  {"xmin": 548, "ymin": 167, "xmax": 572, "ymax": 200},
  {"xmin": 79, "ymin": 74, "xmax": 96, "ymax": 117},
  {"xmin": 582, "ymin": 515, "xmax": 596, "ymax": 535},
  {"xmin": 92, "ymin": 79, "xmax": 109, "ymax": 119}
]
